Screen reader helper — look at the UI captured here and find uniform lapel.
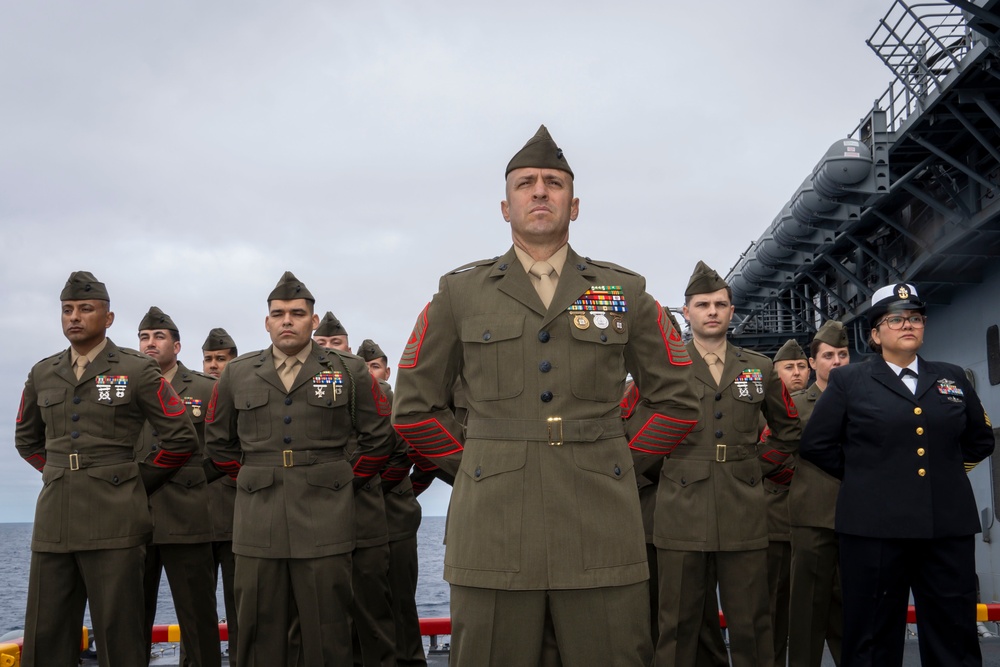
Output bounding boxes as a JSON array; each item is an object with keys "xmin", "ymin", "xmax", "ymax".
[
  {"xmin": 53, "ymin": 348, "xmax": 79, "ymax": 387},
  {"xmin": 290, "ymin": 348, "xmax": 324, "ymax": 394},
  {"xmin": 254, "ymin": 347, "xmax": 286, "ymax": 393},
  {"xmin": 718, "ymin": 344, "xmax": 745, "ymax": 389},
  {"xmin": 686, "ymin": 341, "xmax": 718, "ymax": 390},
  {"xmin": 914, "ymin": 357, "xmax": 940, "ymax": 400},
  {"xmin": 492, "ymin": 247, "xmax": 546, "ymax": 318},
  {"xmin": 870, "ymin": 357, "xmax": 917, "ymax": 403},
  {"xmin": 171, "ymin": 362, "xmax": 192, "ymax": 392},
  {"xmin": 541, "ymin": 247, "xmax": 595, "ymax": 330},
  {"xmin": 80, "ymin": 339, "xmax": 116, "ymax": 386}
]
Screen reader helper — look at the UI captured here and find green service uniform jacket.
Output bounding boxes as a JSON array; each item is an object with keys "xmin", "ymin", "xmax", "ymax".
[
  {"xmin": 653, "ymin": 342, "xmax": 800, "ymax": 552},
  {"xmin": 15, "ymin": 339, "xmax": 198, "ymax": 552},
  {"xmin": 788, "ymin": 383, "xmax": 839, "ymax": 530},
  {"xmin": 392, "ymin": 245, "xmax": 700, "ymax": 590},
  {"xmin": 137, "ymin": 362, "xmax": 216, "ymax": 544},
  {"xmin": 204, "ymin": 342, "xmax": 395, "ymax": 559}
]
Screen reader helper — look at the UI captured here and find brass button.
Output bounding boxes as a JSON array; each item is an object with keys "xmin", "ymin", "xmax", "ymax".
[
  {"xmin": 916, "ymin": 427, "xmax": 924, "ymax": 435},
  {"xmin": 917, "ymin": 448, "xmax": 925, "ymax": 456},
  {"xmin": 918, "ymin": 468, "xmax": 926, "ymax": 477},
  {"xmin": 914, "ymin": 407, "xmax": 922, "ymax": 415}
]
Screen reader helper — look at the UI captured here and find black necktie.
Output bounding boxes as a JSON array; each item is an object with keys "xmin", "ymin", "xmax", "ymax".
[{"xmin": 899, "ymin": 368, "xmax": 918, "ymax": 380}]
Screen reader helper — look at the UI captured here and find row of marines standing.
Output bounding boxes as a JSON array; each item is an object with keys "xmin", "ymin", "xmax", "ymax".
[{"xmin": 15, "ymin": 270, "xmax": 429, "ymax": 666}]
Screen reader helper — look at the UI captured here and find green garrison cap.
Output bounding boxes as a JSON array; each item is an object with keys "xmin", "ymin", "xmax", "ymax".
[
  {"xmin": 267, "ymin": 271, "xmax": 315, "ymax": 303},
  {"xmin": 315, "ymin": 311, "xmax": 347, "ymax": 337},
  {"xmin": 356, "ymin": 339, "xmax": 386, "ymax": 362},
  {"xmin": 138, "ymin": 306, "xmax": 178, "ymax": 333},
  {"xmin": 505, "ymin": 125, "xmax": 574, "ymax": 179},
  {"xmin": 773, "ymin": 338, "xmax": 807, "ymax": 362},
  {"xmin": 813, "ymin": 320, "xmax": 849, "ymax": 348},
  {"xmin": 60, "ymin": 271, "xmax": 109, "ymax": 301},
  {"xmin": 202, "ymin": 327, "xmax": 236, "ymax": 351},
  {"xmin": 685, "ymin": 261, "xmax": 728, "ymax": 297}
]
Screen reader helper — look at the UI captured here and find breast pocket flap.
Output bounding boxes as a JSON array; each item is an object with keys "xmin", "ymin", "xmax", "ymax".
[
  {"xmin": 460, "ymin": 314, "xmax": 524, "ymax": 344},
  {"xmin": 237, "ymin": 467, "xmax": 274, "ymax": 493},
  {"xmin": 235, "ymin": 390, "xmax": 269, "ymax": 411}
]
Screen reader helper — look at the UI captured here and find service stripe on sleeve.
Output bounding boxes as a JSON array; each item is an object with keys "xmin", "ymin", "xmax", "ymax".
[
  {"xmin": 395, "ymin": 419, "xmax": 463, "ymax": 458},
  {"xmin": 157, "ymin": 379, "xmax": 187, "ymax": 417},
  {"xmin": 25, "ymin": 454, "xmax": 45, "ymax": 471},
  {"xmin": 152, "ymin": 449, "xmax": 192, "ymax": 468},
  {"xmin": 628, "ymin": 414, "xmax": 697, "ymax": 455},
  {"xmin": 760, "ymin": 448, "xmax": 789, "ymax": 466},
  {"xmin": 215, "ymin": 459, "xmax": 242, "ymax": 480},
  {"xmin": 409, "ymin": 449, "xmax": 439, "ymax": 472},
  {"xmin": 767, "ymin": 468, "xmax": 794, "ymax": 485},
  {"xmin": 398, "ymin": 304, "xmax": 429, "ymax": 369},
  {"xmin": 381, "ymin": 466, "xmax": 409, "ymax": 483},
  {"xmin": 657, "ymin": 303, "xmax": 692, "ymax": 366},
  {"xmin": 353, "ymin": 455, "xmax": 390, "ymax": 478}
]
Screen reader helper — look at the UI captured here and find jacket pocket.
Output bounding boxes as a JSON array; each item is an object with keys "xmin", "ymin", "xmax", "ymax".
[
  {"xmin": 305, "ymin": 393, "xmax": 348, "ymax": 440},
  {"xmin": 234, "ymin": 390, "xmax": 271, "ymax": 442},
  {"xmin": 574, "ymin": 442, "xmax": 646, "ymax": 569},
  {"xmin": 460, "ymin": 314, "xmax": 524, "ymax": 401},
  {"xmin": 37, "ymin": 388, "xmax": 67, "ymax": 439},
  {"xmin": 446, "ymin": 443, "xmax": 526, "ymax": 572},
  {"xmin": 568, "ymin": 314, "xmax": 628, "ymax": 402},
  {"xmin": 305, "ymin": 463, "xmax": 356, "ymax": 547},
  {"xmin": 86, "ymin": 463, "xmax": 146, "ymax": 540},
  {"xmin": 728, "ymin": 459, "xmax": 767, "ymax": 542},
  {"xmin": 235, "ymin": 467, "xmax": 275, "ymax": 547},
  {"xmin": 33, "ymin": 466, "xmax": 66, "ymax": 543},
  {"xmin": 658, "ymin": 459, "xmax": 712, "ymax": 542}
]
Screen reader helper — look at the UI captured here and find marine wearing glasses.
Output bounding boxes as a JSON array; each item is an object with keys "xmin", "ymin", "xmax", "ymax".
[{"xmin": 876, "ymin": 314, "xmax": 926, "ymax": 329}]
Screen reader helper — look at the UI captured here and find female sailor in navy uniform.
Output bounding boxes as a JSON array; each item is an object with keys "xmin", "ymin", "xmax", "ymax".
[{"xmin": 800, "ymin": 283, "xmax": 994, "ymax": 667}]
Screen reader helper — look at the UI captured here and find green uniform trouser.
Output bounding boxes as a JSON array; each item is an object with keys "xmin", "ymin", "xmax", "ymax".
[
  {"xmin": 451, "ymin": 582, "xmax": 652, "ymax": 667},
  {"xmin": 22, "ymin": 546, "xmax": 148, "ymax": 667},
  {"xmin": 387, "ymin": 536, "xmax": 427, "ymax": 667},
  {"xmin": 788, "ymin": 526, "xmax": 842, "ymax": 667},
  {"xmin": 656, "ymin": 548, "xmax": 773, "ymax": 667},
  {"xmin": 350, "ymin": 543, "xmax": 396, "ymax": 667},
  {"xmin": 235, "ymin": 553, "xmax": 352, "ymax": 667},
  {"xmin": 212, "ymin": 541, "xmax": 238, "ymax": 666},
  {"xmin": 143, "ymin": 542, "xmax": 220, "ymax": 667},
  {"xmin": 767, "ymin": 540, "xmax": 791, "ymax": 667}
]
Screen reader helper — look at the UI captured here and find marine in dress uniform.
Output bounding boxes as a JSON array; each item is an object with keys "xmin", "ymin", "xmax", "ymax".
[
  {"xmin": 204, "ymin": 272, "xmax": 396, "ymax": 666},
  {"xmin": 359, "ymin": 339, "xmax": 428, "ymax": 667},
  {"xmin": 312, "ymin": 319, "xmax": 397, "ymax": 667},
  {"xmin": 653, "ymin": 262, "xmax": 800, "ymax": 667},
  {"xmin": 786, "ymin": 320, "xmax": 848, "ymax": 667},
  {"xmin": 136, "ymin": 307, "xmax": 221, "ymax": 667},
  {"xmin": 800, "ymin": 283, "xmax": 995, "ymax": 667},
  {"xmin": 15, "ymin": 271, "xmax": 198, "ymax": 667},
  {"xmin": 392, "ymin": 125, "xmax": 700, "ymax": 667},
  {"xmin": 763, "ymin": 337, "xmax": 809, "ymax": 667},
  {"xmin": 201, "ymin": 327, "xmax": 240, "ymax": 665}
]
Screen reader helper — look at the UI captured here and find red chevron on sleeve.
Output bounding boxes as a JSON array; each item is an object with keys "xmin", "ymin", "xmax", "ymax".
[
  {"xmin": 205, "ymin": 384, "xmax": 218, "ymax": 423},
  {"xmin": 215, "ymin": 459, "xmax": 241, "ymax": 480},
  {"xmin": 620, "ymin": 382, "xmax": 639, "ymax": 419},
  {"xmin": 398, "ymin": 304, "xmax": 429, "ymax": 370},
  {"xmin": 381, "ymin": 466, "xmax": 409, "ymax": 483},
  {"xmin": 151, "ymin": 449, "xmax": 192, "ymax": 468},
  {"xmin": 16, "ymin": 391, "xmax": 24, "ymax": 424},
  {"xmin": 759, "ymin": 425, "xmax": 772, "ymax": 444},
  {"xmin": 409, "ymin": 449, "xmax": 439, "ymax": 472},
  {"xmin": 657, "ymin": 303, "xmax": 692, "ymax": 366},
  {"xmin": 761, "ymin": 448, "xmax": 789, "ymax": 466},
  {"xmin": 353, "ymin": 455, "xmax": 390, "ymax": 478},
  {"xmin": 781, "ymin": 384, "xmax": 799, "ymax": 419},
  {"xmin": 395, "ymin": 419, "xmax": 463, "ymax": 458},
  {"xmin": 25, "ymin": 454, "xmax": 45, "ymax": 471},
  {"xmin": 628, "ymin": 414, "xmax": 698, "ymax": 455},
  {"xmin": 157, "ymin": 379, "xmax": 186, "ymax": 417},
  {"xmin": 767, "ymin": 468, "xmax": 794, "ymax": 485},
  {"xmin": 371, "ymin": 376, "xmax": 392, "ymax": 416}
]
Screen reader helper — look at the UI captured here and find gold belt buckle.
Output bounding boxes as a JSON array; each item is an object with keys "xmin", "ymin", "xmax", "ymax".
[
  {"xmin": 69, "ymin": 453, "xmax": 80, "ymax": 471},
  {"xmin": 715, "ymin": 444, "xmax": 726, "ymax": 463},
  {"xmin": 547, "ymin": 417, "xmax": 563, "ymax": 446},
  {"xmin": 282, "ymin": 450, "xmax": 294, "ymax": 468}
]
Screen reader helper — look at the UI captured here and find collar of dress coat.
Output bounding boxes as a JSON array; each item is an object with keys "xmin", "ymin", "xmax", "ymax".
[
  {"xmin": 70, "ymin": 337, "xmax": 108, "ymax": 368},
  {"xmin": 271, "ymin": 343, "xmax": 313, "ymax": 371},
  {"xmin": 513, "ymin": 243, "xmax": 568, "ymax": 277}
]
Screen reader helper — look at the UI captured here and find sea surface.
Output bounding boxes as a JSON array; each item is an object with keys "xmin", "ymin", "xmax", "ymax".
[{"xmin": 0, "ymin": 516, "xmax": 449, "ymax": 641}]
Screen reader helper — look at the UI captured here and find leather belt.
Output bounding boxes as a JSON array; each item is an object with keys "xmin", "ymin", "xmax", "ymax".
[
  {"xmin": 241, "ymin": 449, "xmax": 346, "ymax": 468},
  {"xmin": 465, "ymin": 417, "xmax": 624, "ymax": 446},
  {"xmin": 669, "ymin": 443, "xmax": 756, "ymax": 462},
  {"xmin": 46, "ymin": 450, "xmax": 135, "ymax": 471}
]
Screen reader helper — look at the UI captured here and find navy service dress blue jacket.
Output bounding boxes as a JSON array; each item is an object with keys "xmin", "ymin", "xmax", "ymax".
[{"xmin": 800, "ymin": 356, "xmax": 994, "ymax": 539}]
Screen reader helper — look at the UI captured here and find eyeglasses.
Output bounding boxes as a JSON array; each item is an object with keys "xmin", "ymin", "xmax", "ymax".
[{"xmin": 877, "ymin": 315, "xmax": 926, "ymax": 330}]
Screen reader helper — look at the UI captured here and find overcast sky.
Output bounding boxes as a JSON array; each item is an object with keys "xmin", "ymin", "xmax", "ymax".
[{"xmin": 1, "ymin": 0, "xmax": 897, "ymax": 521}]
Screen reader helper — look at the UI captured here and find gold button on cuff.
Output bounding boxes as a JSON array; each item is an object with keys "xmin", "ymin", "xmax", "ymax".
[
  {"xmin": 918, "ymin": 468, "xmax": 926, "ymax": 476},
  {"xmin": 914, "ymin": 407, "xmax": 923, "ymax": 415},
  {"xmin": 916, "ymin": 427, "xmax": 924, "ymax": 435},
  {"xmin": 917, "ymin": 448, "xmax": 925, "ymax": 456}
]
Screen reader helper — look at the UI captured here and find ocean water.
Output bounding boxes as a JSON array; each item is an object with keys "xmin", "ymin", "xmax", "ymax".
[{"xmin": 0, "ymin": 516, "xmax": 449, "ymax": 638}]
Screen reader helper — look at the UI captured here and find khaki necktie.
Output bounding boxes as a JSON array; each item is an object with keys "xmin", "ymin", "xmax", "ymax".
[
  {"xmin": 279, "ymin": 358, "xmax": 301, "ymax": 392},
  {"xmin": 529, "ymin": 260, "xmax": 556, "ymax": 309},
  {"xmin": 74, "ymin": 356, "xmax": 89, "ymax": 381},
  {"xmin": 704, "ymin": 352, "xmax": 723, "ymax": 386}
]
